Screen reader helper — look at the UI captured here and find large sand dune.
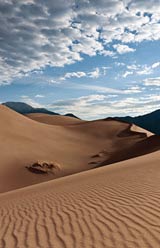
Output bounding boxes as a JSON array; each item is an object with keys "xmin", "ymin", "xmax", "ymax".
[
  {"xmin": 1, "ymin": 151, "xmax": 160, "ymax": 248},
  {"xmin": 1, "ymin": 105, "xmax": 160, "ymax": 247},
  {"xmin": 26, "ymin": 113, "xmax": 83, "ymax": 125},
  {"xmin": 0, "ymin": 105, "xmax": 159, "ymax": 193}
]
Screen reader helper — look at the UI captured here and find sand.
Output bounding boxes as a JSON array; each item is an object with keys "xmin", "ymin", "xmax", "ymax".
[
  {"xmin": 0, "ymin": 105, "xmax": 160, "ymax": 193},
  {"xmin": 1, "ymin": 151, "xmax": 160, "ymax": 247},
  {"xmin": 1, "ymin": 105, "xmax": 160, "ymax": 247},
  {"xmin": 0, "ymin": 105, "xmax": 159, "ymax": 193},
  {"xmin": 26, "ymin": 113, "xmax": 83, "ymax": 126}
]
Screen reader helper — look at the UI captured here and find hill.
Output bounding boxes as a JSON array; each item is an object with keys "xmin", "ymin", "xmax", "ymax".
[
  {"xmin": 0, "ymin": 105, "xmax": 159, "ymax": 193},
  {"xmin": 2, "ymin": 101, "xmax": 59, "ymax": 115},
  {"xmin": 2, "ymin": 101, "xmax": 80, "ymax": 119},
  {"xmin": 26, "ymin": 113, "xmax": 83, "ymax": 125},
  {"xmin": 116, "ymin": 109, "xmax": 160, "ymax": 135}
]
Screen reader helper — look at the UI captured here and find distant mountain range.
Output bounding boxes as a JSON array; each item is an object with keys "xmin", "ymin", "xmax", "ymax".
[
  {"xmin": 2, "ymin": 102, "xmax": 79, "ymax": 119},
  {"xmin": 116, "ymin": 109, "xmax": 160, "ymax": 135},
  {"xmin": 3, "ymin": 102, "xmax": 59, "ymax": 115},
  {"xmin": 2, "ymin": 102, "xmax": 160, "ymax": 135}
]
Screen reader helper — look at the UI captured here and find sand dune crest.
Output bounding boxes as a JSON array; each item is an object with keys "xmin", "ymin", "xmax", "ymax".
[{"xmin": 0, "ymin": 105, "xmax": 159, "ymax": 193}]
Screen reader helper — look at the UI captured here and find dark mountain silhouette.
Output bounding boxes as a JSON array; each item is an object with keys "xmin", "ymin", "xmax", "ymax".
[
  {"xmin": 3, "ymin": 102, "xmax": 160, "ymax": 134},
  {"xmin": 2, "ymin": 102, "xmax": 59, "ymax": 115},
  {"xmin": 65, "ymin": 113, "xmax": 80, "ymax": 118},
  {"xmin": 2, "ymin": 101, "xmax": 79, "ymax": 119},
  {"xmin": 116, "ymin": 109, "xmax": 160, "ymax": 135}
]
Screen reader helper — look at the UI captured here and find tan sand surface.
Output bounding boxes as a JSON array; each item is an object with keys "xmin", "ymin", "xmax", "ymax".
[
  {"xmin": 1, "ymin": 151, "xmax": 160, "ymax": 248},
  {"xmin": 0, "ymin": 105, "xmax": 160, "ymax": 193},
  {"xmin": 26, "ymin": 113, "xmax": 83, "ymax": 126}
]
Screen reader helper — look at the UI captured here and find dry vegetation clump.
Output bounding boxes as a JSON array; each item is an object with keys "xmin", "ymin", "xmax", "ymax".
[{"xmin": 26, "ymin": 161, "xmax": 61, "ymax": 174}]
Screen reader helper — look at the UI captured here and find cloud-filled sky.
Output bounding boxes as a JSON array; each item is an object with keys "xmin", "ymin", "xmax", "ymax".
[{"xmin": 0, "ymin": 0, "xmax": 160, "ymax": 119}]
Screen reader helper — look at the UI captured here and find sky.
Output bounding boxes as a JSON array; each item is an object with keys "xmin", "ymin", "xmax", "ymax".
[{"xmin": 0, "ymin": 0, "xmax": 160, "ymax": 119}]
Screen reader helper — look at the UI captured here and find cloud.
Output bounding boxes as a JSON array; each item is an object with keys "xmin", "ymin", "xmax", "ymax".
[
  {"xmin": 113, "ymin": 44, "xmax": 136, "ymax": 54},
  {"xmin": 76, "ymin": 84, "xmax": 142, "ymax": 94},
  {"xmin": 60, "ymin": 67, "xmax": 103, "ymax": 80},
  {"xmin": 136, "ymin": 65, "xmax": 153, "ymax": 75},
  {"xmin": 122, "ymin": 61, "xmax": 160, "ymax": 78},
  {"xmin": 115, "ymin": 62, "xmax": 126, "ymax": 67},
  {"xmin": 109, "ymin": 95, "xmax": 160, "ymax": 115},
  {"xmin": 143, "ymin": 77, "xmax": 160, "ymax": 86},
  {"xmin": 88, "ymin": 68, "xmax": 100, "ymax": 78},
  {"xmin": 129, "ymin": 0, "xmax": 160, "ymax": 15},
  {"xmin": 35, "ymin": 94, "xmax": 45, "ymax": 98},
  {"xmin": 73, "ymin": 84, "xmax": 124, "ymax": 94},
  {"xmin": 50, "ymin": 93, "xmax": 160, "ymax": 119},
  {"xmin": 60, "ymin": 71, "xmax": 86, "ymax": 80},
  {"xmin": 123, "ymin": 71, "xmax": 133, "ymax": 78},
  {"xmin": 21, "ymin": 96, "xmax": 43, "ymax": 108},
  {"xmin": 54, "ymin": 94, "xmax": 106, "ymax": 107},
  {"xmin": 99, "ymin": 50, "xmax": 115, "ymax": 57},
  {"xmin": 50, "ymin": 94, "xmax": 107, "ymax": 117},
  {"xmin": 152, "ymin": 62, "xmax": 160, "ymax": 69},
  {"xmin": 0, "ymin": 0, "xmax": 160, "ymax": 83}
]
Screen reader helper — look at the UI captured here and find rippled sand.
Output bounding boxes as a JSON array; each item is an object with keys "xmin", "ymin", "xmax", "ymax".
[{"xmin": 1, "ymin": 151, "xmax": 160, "ymax": 247}]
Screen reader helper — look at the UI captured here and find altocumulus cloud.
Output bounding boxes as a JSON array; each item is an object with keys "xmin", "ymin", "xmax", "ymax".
[
  {"xmin": 60, "ymin": 67, "xmax": 101, "ymax": 80},
  {"xmin": 0, "ymin": 0, "xmax": 160, "ymax": 84}
]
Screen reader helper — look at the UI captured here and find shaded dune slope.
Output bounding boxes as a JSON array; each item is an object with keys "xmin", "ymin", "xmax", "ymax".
[
  {"xmin": 98, "ymin": 128, "xmax": 160, "ymax": 167},
  {"xmin": 0, "ymin": 105, "xmax": 160, "ymax": 193},
  {"xmin": 1, "ymin": 151, "xmax": 160, "ymax": 248}
]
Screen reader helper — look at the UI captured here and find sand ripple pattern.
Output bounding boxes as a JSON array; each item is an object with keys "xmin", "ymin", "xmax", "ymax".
[{"xmin": 1, "ymin": 154, "xmax": 160, "ymax": 248}]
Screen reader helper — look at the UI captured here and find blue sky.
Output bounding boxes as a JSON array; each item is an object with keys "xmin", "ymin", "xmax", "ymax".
[{"xmin": 0, "ymin": 0, "xmax": 160, "ymax": 119}]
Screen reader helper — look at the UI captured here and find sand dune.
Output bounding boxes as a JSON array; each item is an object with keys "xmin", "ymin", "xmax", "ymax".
[
  {"xmin": 1, "ymin": 105, "xmax": 160, "ymax": 247},
  {"xmin": 1, "ymin": 151, "xmax": 160, "ymax": 247},
  {"xmin": 26, "ymin": 113, "xmax": 83, "ymax": 125},
  {"xmin": 0, "ymin": 105, "xmax": 159, "ymax": 193}
]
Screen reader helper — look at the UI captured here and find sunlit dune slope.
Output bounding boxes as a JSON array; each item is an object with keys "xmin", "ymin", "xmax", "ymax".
[
  {"xmin": 0, "ymin": 105, "xmax": 159, "ymax": 193},
  {"xmin": 26, "ymin": 113, "xmax": 83, "ymax": 125},
  {"xmin": 1, "ymin": 151, "xmax": 160, "ymax": 248}
]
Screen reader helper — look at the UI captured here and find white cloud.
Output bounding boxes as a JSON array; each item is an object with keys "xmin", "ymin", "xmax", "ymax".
[
  {"xmin": 61, "ymin": 67, "xmax": 104, "ymax": 80},
  {"xmin": 113, "ymin": 44, "xmax": 136, "ymax": 54},
  {"xmin": 136, "ymin": 65, "xmax": 153, "ymax": 75},
  {"xmin": 102, "ymin": 66, "xmax": 110, "ymax": 76},
  {"xmin": 75, "ymin": 84, "xmax": 124, "ymax": 94},
  {"xmin": 123, "ymin": 71, "xmax": 133, "ymax": 78},
  {"xmin": 21, "ymin": 96, "xmax": 43, "ymax": 108},
  {"xmin": 152, "ymin": 62, "xmax": 160, "ymax": 69},
  {"xmin": 124, "ymin": 86, "xmax": 142, "ymax": 93},
  {"xmin": 50, "ymin": 93, "xmax": 160, "ymax": 119},
  {"xmin": 129, "ymin": 1, "xmax": 160, "ymax": 15},
  {"xmin": 35, "ymin": 94, "xmax": 45, "ymax": 98},
  {"xmin": 60, "ymin": 71, "xmax": 86, "ymax": 80},
  {"xmin": 99, "ymin": 50, "xmax": 115, "ymax": 57},
  {"xmin": 143, "ymin": 77, "xmax": 160, "ymax": 86},
  {"xmin": 123, "ymin": 61, "xmax": 160, "ymax": 78},
  {"xmin": 115, "ymin": 62, "xmax": 125, "ymax": 67},
  {"xmin": 88, "ymin": 68, "xmax": 100, "ymax": 78},
  {"xmin": 0, "ymin": 0, "xmax": 160, "ymax": 84},
  {"xmin": 50, "ymin": 94, "xmax": 106, "ymax": 118},
  {"xmin": 71, "ymin": 83, "xmax": 142, "ymax": 95},
  {"xmin": 109, "ymin": 95, "xmax": 160, "ymax": 115}
]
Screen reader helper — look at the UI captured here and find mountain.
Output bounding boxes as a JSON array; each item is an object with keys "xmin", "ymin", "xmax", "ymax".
[
  {"xmin": 65, "ymin": 113, "xmax": 80, "ymax": 119},
  {"xmin": 2, "ymin": 102, "xmax": 59, "ymax": 115},
  {"xmin": 116, "ymin": 109, "xmax": 160, "ymax": 135},
  {"xmin": 2, "ymin": 102, "xmax": 79, "ymax": 119}
]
